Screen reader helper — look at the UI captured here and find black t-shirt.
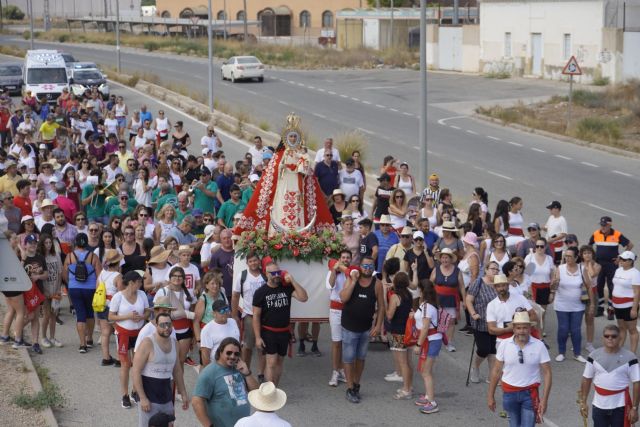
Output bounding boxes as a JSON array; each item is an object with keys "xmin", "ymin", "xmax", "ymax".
[
  {"xmin": 23, "ymin": 254, "xmax": 48, "ymax": 292},
  {"xmin": 403, "ymin": 249, "xmax": 432, "ymax": 281},
  {"xmin": 374, "ymin": 186, "xmax": 395, "ymax": 218},
  {"xmin": 360, "ymin": 232, "xmax": 379, "ymax": 259},
  {"xmin": 184, "ymin": 167, "xmax": 201, "ymax": 185},
  {"xmin": 252, "ymin": 284, "xmax": 294, "ymax": 329}
]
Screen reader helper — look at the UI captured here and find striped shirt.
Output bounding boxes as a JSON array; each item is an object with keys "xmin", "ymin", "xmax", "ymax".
[
  {"xmin": 420, "ymin": 186, "xmax": 441, "ymax": 207},
  {"xmin": 55, "ymin": 223, "xmax": 78, "ymax": 246},
  {"xmin": 467, "ymin": 277, "xmax": 498, "ymax": 332}
]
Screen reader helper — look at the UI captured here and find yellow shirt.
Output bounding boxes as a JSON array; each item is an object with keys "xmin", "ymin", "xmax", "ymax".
[
  {"xmin": 117, "ymin": 151, "xmax": 134, "ymax": 170},
  {"xmin": 39, "ymin": 122, "xmax": 60, "ymax": 141},
  {"xmin": 0, "ymin": 173, "xmax": 20, "ymax": 196}
]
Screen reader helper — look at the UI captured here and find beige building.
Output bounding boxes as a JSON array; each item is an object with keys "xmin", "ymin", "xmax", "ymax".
[{"xmin": 155, "ymin": 0, "xmax": 363, "ymax": 37}]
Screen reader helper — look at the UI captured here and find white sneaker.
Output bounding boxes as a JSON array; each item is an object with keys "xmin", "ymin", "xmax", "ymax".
[
  {"xmin": 574, "ymin": 355, "xmax": 587, "ymax": 363},
  {"xmin": 585, "ymin": 343, "xmax": 596, "ymax": 353},
  {"xmin": 337, "ymin": 369, "xmax": 346, "ymax": 383},
  {"xmin": 470, "ymin": 367, "xmax": 480, "ymax": 383},
  {"xmin": 51, "ymin": 338, "xmax": 63, "ymax": 348},
  {"xmin": 329, "ymin": 370, "xmax": 339, "ymax": 387},
  {"xmin": 446, "ymin": 343, "xmax": 456, "ymax": 352},
  {"xmin": 384, "ymin": 372, "xmax": 403, "ymax": 382},
  {"xmin": 40, "ymin": 338, "xmax": 52, "ymax": 348},
  {"xmin": 555, "ymin": 354, "xmax": 566, "ymax": 362}
]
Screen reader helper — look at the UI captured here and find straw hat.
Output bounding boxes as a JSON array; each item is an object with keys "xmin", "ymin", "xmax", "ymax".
[
  {"xmin": 248, "ymin": 382, "xmax": 287, "ymax": 412},
  {"xmin": 331, "ymin": 188, "xmax": 345, "ymax": 199},
  {"xmin": 148, "ymin": 246, "xmax": 172, "ymax": 264},
  {"xmin": 493, "ymin": 273, "xmax": 509, "ymax": 285},
  {"xmin": 438, "ymin": 247, "xmax": 457, "ymax": 262},
  {"xmin": 104, "ymin": 249, "xmax": 123, "ymax": 265},
  {"xmin": 40, "ymin": 199, "xmax": 55, "ymax": 209},
  {"xmin": 378, "ymin": 214, "xmax": 393, "ymax": 225},
  {"xmin": 400, "ymin": 226, "xmax": 413, "ymax": 236},
  {"xmin": 177, "ymin": 244, "xmax": 192, "ymax": 255},
  {"xmin": 153, "ymin": 295, "xmax": 177, "ymax": 311},
  {"xmin": 512, "ymin": 310, "xmax": 536, "ymax": 326},
  {"xmin": 441, "ymin": 221, "xmax": 458, "ymax": 232},
  {"xmin": 43, "ymin": 158, "xmax": 61, "ymax": 170}
]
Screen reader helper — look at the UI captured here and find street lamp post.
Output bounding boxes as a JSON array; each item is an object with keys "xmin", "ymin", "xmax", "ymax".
[
  {"xmin": 207, "ymin": 0, "xmax": 214, "ymax": 112},
  {"xmin": 419, "ymin": 0, "xmax": 428, "ymax": 189},
  {"xmin": 116, "ymin": 0, "xmax": 121, "ymax": 73},
  {"xmin": 29, "ymin": 0, "xmax": 34, "ymax": 50}
]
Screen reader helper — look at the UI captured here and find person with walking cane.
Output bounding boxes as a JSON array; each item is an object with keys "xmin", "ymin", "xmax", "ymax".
[
  {"xmin": 488, "ymin": 310, "xmax": 552, "ymax": 426},
  {"xmin": 580, "ymin": 324, "xmax": 640, "ymax": 427}
]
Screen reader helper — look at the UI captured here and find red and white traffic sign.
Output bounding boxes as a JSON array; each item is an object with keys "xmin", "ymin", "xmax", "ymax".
[{"xmin": 562, "ymin": 56, "xmax": 582, "ymax": 75}]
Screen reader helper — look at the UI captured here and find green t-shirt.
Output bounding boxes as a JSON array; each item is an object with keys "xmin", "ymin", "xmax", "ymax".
[
  {"xmin": 109, "ymin": 204, "xmax": 134, "ymax": 218},
  {"xmin": 156, "ymin": 194, "xmax": 178, "ymax": 213},
  {"xmin": 193, "ymin": 363, "xmax": 250, "ymax": 427},
  {"xmin": 241, "ymin": 186, "xmax": 254, "ymax": 204},
  {"xmin": 217, "ymin": 199, "xmax": 245, "ymax": 228},
  {"xmin": 81, "ymin": 185, "xmax": 106, "ymax": 220},
  {"xmin": 193, "ymin": 181, "xmax": 218, "ymax": 214},
  {"xmin": 104, "ymin": 191, "xmax": 137, "ymax": 216},
  {"xmin": 175, "ymin": 208, "xmax": 192, "ymax": 225},
  {"xmin": 151, "ymin": 187, "xmax": 176, "ymax": 205}
]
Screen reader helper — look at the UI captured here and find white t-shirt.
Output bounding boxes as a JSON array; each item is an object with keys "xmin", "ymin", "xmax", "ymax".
[
  {"xmin": 414, "ymin": 302, "xmax": 442, "ymax": 341},
  {"xmin": 248, "ymin": 145, "xmax": 269, "ymax": 167},
  {"xmin": 73, "ymin": 120, "xmax": 92, "ymax": 143},
  {"xmin": 200, "ymin": 241, "xmax": 220, "ymax": 266},
  {"xmin": 98, "ymin": 270, "xmax": 121, "ymax": 303},
  {"xmin": 234, "ymin": 411, "xmax": 292, "ymax": 427},
  {"xmin": 103, "ymin": 165, "xmax": 123, "ymax": 185},
  {"xmin": 149, "ymin": 264, "xmax": 171, "ymax": 286},
  {"xmin": 153, "ymin": 287, "xmax": 195, "ymax": 334},
  {"xmin": 486, "ymin": 293, "xmax": 533, "ymax": 331},
  {"xmin": 232, "ymin": 270, "xmax": 267, "ymax": 316},
  {"xmin": 314, "ymin": 147, "xmax": 341, "ymax": 164},
  {"xmin": 583, "ymin": 347, "xmax": 640, "ymax": 409},
  {"xmin": 104, "ymin": 118, "xmax": 119, "ymax": 135},
  {"xmin": 524, "ymin": 254, "xmax": 554, "ymax": 284},
  {"xmin": 325, "ymin": 270, "xmax": 346, "ymax": 304},
  {"xmin": 134, "ymin": 135, "xmax": 147, "ymax": 149},
  {"xmin": 338, "ymin": 169, "xmax": 364, "ymax": 199},
  {"xmin": 200, "ymin": 320, "xmax": 240, "ymax": 354},
  {"xmin": 545, "ymin": 215, "xmax": 568, "ymax": 252},
  {"xmin": 134, "ymin": 322, "xmax": 177, "ymax": 351},
  {"xmin": 497, "ymin": 336, "xmax": 550, "ymax": 387},
  {"xmin": 611, "ymin": 267, "xmax": 640, "ymax": 309},
  {"xmin": 35, "ymin": 216, "xmax": 54, "ymax": 231},
  {"xmin": 166, "ymin": 264, "xmax": 201, "ymax": 291},
  {"xmin": 554, "ymin": 264, "xmax": 585, "ymax": 312},
  {"xmin": 109, "ymin": 290, "xmax": 149, "ymax": 330},
  {"xmin": 201, "ymin": 134, "xmax": 222, "ymax": 152}
]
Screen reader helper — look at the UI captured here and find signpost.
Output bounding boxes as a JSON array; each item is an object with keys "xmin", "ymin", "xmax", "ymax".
[{"xmin": 562, "ymin": 55, "xmax": 582, "ymax": 130}]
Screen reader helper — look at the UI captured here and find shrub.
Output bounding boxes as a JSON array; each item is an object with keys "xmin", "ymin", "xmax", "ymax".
[
  {"xmin": 485, "ymin": 70, "xmax": 512, "ymax": 79},
  {"xmin": 258, "ymin": 121, "xmax": 270, "ymax": 132},
  {"xmin": 4, "ymin": 5, "xmax": 25, "ymax": 20},
  {"xmin": 58, "ymin": 33, "xmax": 69, "ymax": 43},
  {"xmin": 575, "ymin": 117, "xmax": 621, "ymax": 144},
  {"xmin": 592, "ymin": 76, "xmax": 610, "ymax": 86},
  {"xmin": 335, "ymin": 130, "xmax": 369, "ymax": 163},
  {"xmin": 143, "ymin": 41, "xmax": 159, "ymax": 51},
  {"xmin": 572, "ymin": 90, "xmax": 604, "ymax": 108}
]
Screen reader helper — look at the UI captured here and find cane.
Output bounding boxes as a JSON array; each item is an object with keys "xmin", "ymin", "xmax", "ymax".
[{"xmin": 465, "ymin": 335, "xmax": 477, "ymax": 387}]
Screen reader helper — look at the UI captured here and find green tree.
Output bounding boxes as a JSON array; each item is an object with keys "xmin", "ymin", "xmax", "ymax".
[
  {"xmin": 3, "ymin": 5, "xmax": 26, "ymax": 20},
  {"xmin": 141, "ymin": 0, "xmax": 156, "ymax": 7}
]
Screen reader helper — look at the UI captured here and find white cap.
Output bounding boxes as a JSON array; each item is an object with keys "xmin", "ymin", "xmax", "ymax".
[
  {"xmin": 49, "ymin": 176, "xmax": 58, "ymax": 183},
  {"xmin": 204, "ymin": 224, "xmax": 216, "ymax": 240},
  {"xmin": 620, "ymin": 251, "xmax": 637, "ymax": 261},
  {"xmin": 412, "ymin": 231, "xmax": 425, "ymax": 240},
  {"xmin": 249, "ymin": 174, "xmax": 260, "ymax": 183},
  {"xmin": 202, "ymin": 147, "xmax": 211, "ymax": 156}
]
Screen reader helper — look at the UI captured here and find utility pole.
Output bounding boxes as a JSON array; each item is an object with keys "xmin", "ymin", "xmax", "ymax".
[
  {"xmin": 103, "ymin": 0, "xmax": 108, "ymax": 17},
  {"xmin": 419, "ymin": 0, "xmax": 428, "ymax": 189},
  {"xmin": 223, "ymin": 0, "xmax": 227, "ymax": 40},
  {"xmin": 44, "ymin": 0, "xmax": 51, "ymax": 31},
  {"xmin": 242, "ymin": 0, "xmax": 248, "ymax": 43},
  {"xmin": 116, "ymin": 0, "xmax": 121, "ymax": 72},
  {"xmin": 453, "ymin": 0, "xmax": 459, "ymax": 25},
  {"xmin": 29, "ymin": 0, "xmax": 34, "ymax": 49},
  {"xmin": 389, "ymin": 0, "xmax": 394, "ymax": 48},
  {"xmin": 207, "ymin": 0, "xmax": 214, "ymax": 112}
]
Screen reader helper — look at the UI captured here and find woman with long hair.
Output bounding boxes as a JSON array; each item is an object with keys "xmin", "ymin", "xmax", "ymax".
[
  {"xmin": 384, "ymin": 272, "xmax": 414, "ymax": 399},
  {"xmin": 580, "ymin": 245, "xmax": 601, "ymax": 353},
  {"xmin": 93, "ymin": 228, "xmax": 120, "ymax": 265},
  {"xmin": 163, "ymin": 236, "xmax": 180, "ymax": 265},
  {"xmin": 610, "ymin": 251, "xmax": 640, "ymax": 353},
  {"xmin": 388, "ymin": 189, "xmax": 408, "ymax": 231},
  {"xmin": 120, "ymin": 225, "xmax": 146, "ymax": 275},
  {"xmin": 394, "ymin": 162, "xmax": 415, "ymax": 197},
  {"xmin": 419, "ymin": 193, "xmax": 439, "ymax": 229},
  {"xmin": 97, "ymin": 249, "xmax": 123, "ymax": 366},
  {"xmin": 329, "ymin": 189, "xmax": 348, "ymax": 225},
  {"xmin": 108, "ymin": 215, "xmax": 124, "ymax": 245},
  {"xmin": 470, "ymin": 187, "xmax": 489, "ymax": 224},
  {"xmin": 63, "ymin": 167, "xmax": 82, "ymax": 211},
  {"xmin": 524, "ymin": 238, "xmax": 555, "ymax": 337},
  {"xmin": 193, "ymin": 269, "xmax": 228, "ymax": 347},
  {"xmin": 459, "ymin": 232, "xmax": 481, "ymax": 333},
  {"xmin": 133, "ymin": 222, "xmax": 146, "ymax": 250},
  {"xmin": 169, "ymin": 157, "xmax": 184, "ymax": 193},
  {"xmin": 340, "ymin": 215, "xmax": 360, "ymax": 266},
  {"xmin": 437, "ymin": 188, "xmax": 457, "ymax": 224},
  {"xmin": 133, "ymin": 167, "xmax": 152, "ymax": 208},
  {"xmin": 413, "ymin": 280, "xmax": 444, "ymax": 414},
  {"xmin": 484, "ymin": 234, "xmax": 510, "ymax": 271},
  {"xmin": 493, "ymin": 199, "xmax": 510, "ymax": 239},
  {"xmin": 77, "ymin": 157, "xmax": 93, "ymax": 189},
  {"xmin": 465, "ymin": 203, "xmax": 484, "ymax": 237},
  {"xmin": 506, "ymin": 196, "xmax": 525, "ymax": 252},
  {"xmin": 347, "ymin": 194, "xmax": 368, "ymax": 224},
  {"xmin": 31, "ymin": 188, "xmax": 46, "ymax": 218},
  {"xmin": 37, "ymin": 234, "xmax": 63, "ymax": 348},
  {"xmin": 430, "ymin": 249, "xmax": 465, "ymax": 352},
  {"xmin": 153, "ymin": 204, "xmax": 176, "ymax": 245}
]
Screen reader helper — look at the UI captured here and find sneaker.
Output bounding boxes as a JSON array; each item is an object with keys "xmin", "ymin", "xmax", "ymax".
[
  {"xmin": 41, "ymin": 338, "xmax": 52, "ymax": 348},
  {"xmin": 470, "ymin": 367, "xmax": 480, "ymax": 384},
  {"xmin": 419, "ymin": 401, "xmax": 439, "ymax": 414},
  {"xmin": 329, "ymin": 370, "xmax": 339, "ymax": 387},
  {"xmin": 446, "ymin": 343, "xmax": 456, "ymax": 352},
  {"xmin": 121, "ymin": 394, "xmax": 132, "ymax": 409},
  {"xmin": 86, "ymin": 340, "xmax": 94, "ymax": 349},
  {"xmin": 78, "ymin": 345, "xmax": 88, "ymax": 354},
  {"xmin": 574, "ymin": 355, "xmax": 587, "ymax": 363},
  {"xmin": 464, "ymin": 329, "xmax": 474, "ymax": 336},
  {"xmin": 101, "ymin": 357, "xmax": 115, "ymax": 366},
  {"xmin": 55, "ymin": 316, "xmax": 64, "ymax": 326},
  {"xmin": 12, "ymin": 339, "xmax": 31, "ymax": 349},
  {"xmin": 346, "ymin": 388, "xmax": 360, "ymax": 404},
  {"xmin": 131, "ymin": 391, "xmax": 140, "ymax": 403},
  {"xmin": 353, "ymin": 383, "xmax": 361, "ymax": 399},
  {"xmin": 51, "ymin": 338, "xmax": 63, "ymax": 348},
  {"xmin": 311, "ymin": 347, "xmax": 322, "ymax": 357},
  {"xmin": 415, "ymin": 395, "xmax": 430, "ymax": 406},
  {"xmin": 185, "ymin": 356, "xmax": 197, "ymax": 366},
  {"xmin": 585, "ymin": 343, "xmax": 596, "ymax": 353},
  {"xmin": 337, "ymin": 369, "xmax": 346, "ymax": 383},
  {"xmin": 384, "ymin": 372, "xmax": 403, "ymax": 382},
  {"xmin": 555, "ymin": 354, "xmax": 565, "ymax": 362},
  {"xmin": 394, "ymin": 389, "xmax": 413, "ymax": 400},
  {"xmin": 0, "ymin": 335, "xmax": 10, "ymax": 345},
  {"xmin": 31, "ymin": 343, "xmax": 43, "ymax": 354}
]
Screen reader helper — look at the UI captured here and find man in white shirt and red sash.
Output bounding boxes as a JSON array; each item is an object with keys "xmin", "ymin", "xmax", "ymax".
[
  {"xmin": 580, "ymin": 324, "xmax": 640, "ymax": 427},
  {"xmin": 486, "ymin": 274, "xmax": 538, "ymax": 345},
  {"xmin": 488, "ymin": 310, "xmax": 552, "ymax": 426}
]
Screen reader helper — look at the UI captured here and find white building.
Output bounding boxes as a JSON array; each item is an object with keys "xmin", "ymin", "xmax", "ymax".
[{"xmin": 480, "ymin": 0, "xmax": 640, "ymax": 83}]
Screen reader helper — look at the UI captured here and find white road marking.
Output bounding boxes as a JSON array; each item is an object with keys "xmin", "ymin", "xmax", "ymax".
[
  {"xmin": 389, "ymin": 108, "xmax": 399, "ymax": 112},
  {"xmin": 583, "ymin": 202, "xmax": 628, "ymax": 217},
  {"xmin": 247, "ymin": 90, "xmax": 257, "ymax": 95},
  {"xmin": 551, "ymin": 191, "xmax": 563, "ymax": 197},
  {"xmin": 466, "ymin": 130, "xmax": 478, "ymax": 135},
  {"xmin": 317, "ymin": 88, "xmax": 326, "ymax": 92},
  {"xmin": 450, "ymin": 125, "xmax": 461, "ymax": 130},
  {"xmin": 288, "ymin": 80, "xmax": 296, "ymax": 84},
  {"xmin": 555, "ymin": 154, "xmax": 572, "ymax": 160},
  {"xmin": 402, "ymin": 112, "xmax": 413, "ymax": 116},
  {"xmin": 312, "ymin": 113, "xmax": 327, "ymax": 119},
  {"xmin": 308, "ymin": 86, "xmax": 315, "ymax": 89},
  {"xmin": 362, "ymin": 101, "xmax": 372, "ymax": 105},
  {"xmin": 487, "ymin": 171, "xmax": 513, "ymax": 181},
  {"xmin": 278, "ymin": 100, "xmax": 290, "ymax": 106},
  {"xmin": 507, "ymin": 141, "xmax": 523, "ymax": 147},
  {"xmin": 328, "ymin": 91, "xmax": 336, "ymax": 95},
  {"xmin": 351, "ymin": 97, "xmax": 360, "ymax": 101},
  {"xmin": 581, "ymin": 161, "xmax": 599, "ymax": 168},
  {"xmin": 613, "ymin": 170, "xmax": 633, "ymax": 177},
  {"xmin": 340, "ymin": 94, "xmax": 349, "ymax": 98},
  {"xmin": 362, "ymin": 86, "xmax": 397, "ymax": 90},
  {"xmin": 437, "ymin": 115, "xmax": 468, "ymax": 126},
  {"xmin": 531, "ymin": 147, "xmax": 546, "ymax": 153},
  {"xmin": 357, "ymin": 127, "xmax": 375, "ymax": 135},
  {"xmin": 376, "ymin": 104, "xmax": 386, "ymax": 108},
  {"xmin": 413, "ymin": 146, "xmax": 420, "ymax": 150},
  {"xmin": 297, "ymin": 83, "xmax": 304, "ymax": 86},
  {"xmin": 487, "ymin": 136, "xmax": 501, "ymax": 141}
]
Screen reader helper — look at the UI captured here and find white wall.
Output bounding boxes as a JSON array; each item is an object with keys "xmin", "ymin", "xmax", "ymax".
[{"xmin": 480, "ymin": 0, "xmax": 604, "ymax": 82}]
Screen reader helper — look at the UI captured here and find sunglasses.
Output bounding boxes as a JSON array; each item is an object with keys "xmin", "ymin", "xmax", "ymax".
[
  {"xmin": 112, "ymin": 220, "xmax": 121, "ymax": 224},
  {"xmin": 89, "ymin": 228, "xmax": 99, "ymax": 232},
  {"xmin": 535, "ymin": 245, "xmax": 545, "ymax": 249},
  {"xmin": 350, "ymin": 199, "xmax": 359, "ymax": 203},
  {"xmin": 139, "ymin": 213, "xmax": 148, "ymax": 217},
  {"xmin": 604, "ymin": 334, "xmax": 619, "ymax": 339},
  {"xmin": 157, "ymin": 322, "xmax": 173, "ymax": 329},
  {"xmin": 361, "ymin": 264, "xmax": 374, "ymax": 270},
  {"xmin": 268, "ymin": 270, "xmax": 282, "ymax": 277},
  {"xmin": 124, "ymin": 232, "xmax": 134, "ymax": 236},
  {"xmin": 76, "ymin": 217, "xmax": 86, "ymax": 221},
  {"xmin": 225, "ymin": 351, "xmax": 240, "ymax": 357},
  {"xmin": 414, "ymin": 238, "xmax": 424, "ymax": 242},
  {"xmin": 216, "ymin": 307, "xmax": 231, "ymax": 314}
]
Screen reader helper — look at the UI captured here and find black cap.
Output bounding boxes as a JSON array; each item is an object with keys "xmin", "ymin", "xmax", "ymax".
[
  {"xmin": 600, "ymin": 216, "xmax": 612, "ymax": 226},
  {"xmin": 377, "ymin": 173, "xmax": 391, "ymax": 182},
  {"xmin": 212, "ymin": 300, "xmax": 229, "ymax": 312},
  {"xmin": 546, "ymin": 201, "xmax": 562, "ymax": 210},
  {"xmin": 148, "ymin": 412, "xmax": 176, "ymax": 427},
  {"xmin": 565, "ymin": 234, "xmax": 578, "ymax": 243}
]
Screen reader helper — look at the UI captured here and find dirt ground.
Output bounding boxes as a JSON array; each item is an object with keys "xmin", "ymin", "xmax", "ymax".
[{"xmin": 0, "ymin": 304, "xmax": 49, "ymax": 427}]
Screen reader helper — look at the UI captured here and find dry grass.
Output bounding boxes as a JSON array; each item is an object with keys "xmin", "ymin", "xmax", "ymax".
[
  {"xmin": 335, "ymin": 130, "xmax": 369, "ymax": 162},
  {"xmin": 0, "ymin": 44, "xmax": 26, "ymax": 58}
]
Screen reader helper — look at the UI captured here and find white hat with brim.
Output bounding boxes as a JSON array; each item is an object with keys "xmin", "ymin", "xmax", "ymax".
[
  {"xmin": 512, "ymin": 310, "xmax": 536, "ymax": 326},
  {"xmin": 377, "ymin": 214, "xmax": 393, "ymax": 225},
  {"xmin": 40, "ymin": 199, "xmax": 55, "ymax": 209},
  {"xmin": 620, "ymin": 251, "xmax": 637, "ymax": 261},
  {"xmin": 493, "ymin": 273, "xmax": 509, "ymax": 285},
  {"xmin": 441, "ymin": 221, "xmax": 458, "ymax": 233},
  {"xmin": 248, "ymin": 382, "xmax": 287, "ymax": 412},
  {"xmin": 438, "ymin": 247, "xmax": 457, "ymax": 262}
]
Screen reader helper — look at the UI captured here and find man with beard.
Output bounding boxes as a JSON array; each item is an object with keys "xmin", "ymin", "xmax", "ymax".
[
  {"xmin": 53, "ymin": 208, "xmax": 77, "ymax": 254},
  {"xmin": 487, "ymin": 274, "xmax": 538, "ymax": 347}
]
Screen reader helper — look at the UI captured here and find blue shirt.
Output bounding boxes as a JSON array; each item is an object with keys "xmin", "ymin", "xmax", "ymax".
[
  {"xmin": 314, "ymin": 161, "xmax": 340, "ymax": 196},
  {"xmin": 374, "ymin": 230, "xmax": 400, "ymax": 272},
  {"xmin": 215, "ymin": 174, "xmax": 234, "ymax": 208},
  {"xmin": 424, "ymin": 231, "xmax": 439, "ymax": 251},
  {"xmin": 139, "ymin": 111, "xmax": 152, "ymax": 124},
  {"xmin": 67, "ymin": 249, "xmax": 97, "ymax": 290},
  {"xmin": 193, "ymin": 363, "xmax": 250, "ymax": 427}
]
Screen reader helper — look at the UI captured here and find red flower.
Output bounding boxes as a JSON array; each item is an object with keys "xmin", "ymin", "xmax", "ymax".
[
  {"xmin": 293, "ymin": 248, "xmax": 300, "ymax": 257},
  {"xmin": 274, "ymin": 243, "xmax": 283, "ymax": 250}
]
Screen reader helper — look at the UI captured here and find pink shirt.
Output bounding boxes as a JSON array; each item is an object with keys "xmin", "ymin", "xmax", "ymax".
[{"xmin": 54, "ymin": 196, "xmax": 78, "ymax": 223}]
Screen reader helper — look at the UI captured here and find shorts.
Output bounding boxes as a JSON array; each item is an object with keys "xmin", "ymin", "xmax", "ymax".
[
  {"xmin": 96, "ymin": 306, "xmax": 110, "ymax": 321},
  {"xmin": 329, "ymin": 309, "xmax": 343, "ymax": 342},
  {"xmin": 474, "ymin": 329, "xmax": 497, "ymax": 358},
  {"xmin": 443, "ymin": 306, "xmax": 457, "ymax": 319},
  {"xmin": 614, "ymin": 307, "xmax": 634, "ymax": 322},
  {"xmin": 388, "ymin": 333, "xmax": 406, "ymax": 351},
  {"xmin": 176, "ymin": 328, "xmax": 194, "ymax": 341},
  {"xmin": 341, "ymin": 328, "xmax": 370, "ymax": 364},
  {"xmin": 261, "ymin": 329, "xmax": 290, "ymax": 357},
  {"xmin": 531, "ymin": 285, "xmax": 551, "ymax": 306},
  {"xmin": 117, "ymin": 334, "xmax": 138, "ymax": 364},
  {"xmin": 42, "ymin": 280, "xmax": 61, "ymax": 299},
  {"xmin": 2, "ymin": 291, "xmax": 24, "ymax": 298},
  {"xmin": 427, "ymin": 338, "xmax": 443, "ymax": 358},
  {"xmin": 242, "ymin": 315, "xmax": 257, "ymax": 349},
  {"xmin": 116, "ymin": 117, "xmax": 127, "ymax": 129},
  {"xmin": 69, "ymin": 287, "xmax": 95, "ymax": 323},
  {"xmin": 138, "ymin": 401, "xmax": 174, "ymax": 427}
]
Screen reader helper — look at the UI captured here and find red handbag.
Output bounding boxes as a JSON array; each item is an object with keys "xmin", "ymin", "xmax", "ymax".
[
  {"xmin": 23, "ymin": 282, "xmax": 45, "ymax": 313},
  {"xmin": 403, "ymin": 313, "xmax": 419, "ymax": 347}
]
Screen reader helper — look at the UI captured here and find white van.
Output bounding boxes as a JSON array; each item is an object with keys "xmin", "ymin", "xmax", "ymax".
[{"xmin": 23, "ymin": 49, "xmax": 69, "ymax": 103}]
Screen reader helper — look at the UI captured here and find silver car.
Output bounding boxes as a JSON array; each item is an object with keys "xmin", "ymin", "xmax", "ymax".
[{"xmin": 0, "ymin": 63, "xmax": 23, "ymax": 95}]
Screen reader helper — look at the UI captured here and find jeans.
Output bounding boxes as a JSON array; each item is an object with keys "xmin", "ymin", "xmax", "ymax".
[
  {"xmin": 592, "ymin": 405, "xmax": 625, "ymax": 426},
  {"xmin": 556, "ymin": 310, "xmax": 584, "ymax": 356},
  {"xmin": 341, "ymin": 328, "xmax": 370, "ymax": 364},
  {"xmin": 503, "ymin": 390, "xmax": 536, "ymax": 427}
]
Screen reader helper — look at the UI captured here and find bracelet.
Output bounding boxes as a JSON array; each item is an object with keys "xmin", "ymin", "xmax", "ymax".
[{"xmin": 242, "ymin": 370, "xmax": 252, "ymax": 377}]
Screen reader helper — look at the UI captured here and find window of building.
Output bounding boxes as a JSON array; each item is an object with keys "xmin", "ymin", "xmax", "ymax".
[
  {"xmin": 322, "ymin": 11, "xmax": 333, "ymax": 28},
  {"xmin": 563, "ymin": 33, "xmax": 571, "ymax": 60},
  {"xmin": 300, "ymin": 10, "xmax": 311, "ymax": 28},
  {"xmin": 217, "ymin": 10, "xmax": 227, "ymax": 20},
  {"xmin": 237, "ymin": 11, "xmax": 245, "ymax": 21},
  {"xmin": 504, "ymin": 32, "xmax": 512, "ymax": 57}
]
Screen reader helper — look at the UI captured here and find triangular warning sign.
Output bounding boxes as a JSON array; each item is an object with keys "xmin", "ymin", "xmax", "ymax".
[{"xmin": 562, "ymin": 56, "xmax": 582, "ymax": 75}]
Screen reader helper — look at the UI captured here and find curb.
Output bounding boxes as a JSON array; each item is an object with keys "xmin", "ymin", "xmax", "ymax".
[
  {"xmin": 472, "ymin": 113, "xmax": 640, "ymax": 160},
  {"xmin": 17, "ymin": 348, "xmax": 59, "ymax": 427}
]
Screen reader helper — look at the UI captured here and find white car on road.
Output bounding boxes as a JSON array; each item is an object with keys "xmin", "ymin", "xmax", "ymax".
[{"xmin": 221, "ymin": 56, "xmax": 264, "ymax": 83}]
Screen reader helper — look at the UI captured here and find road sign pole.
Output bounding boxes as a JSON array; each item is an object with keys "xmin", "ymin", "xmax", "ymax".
[
  {"xmin": 419, "ymin": 0, "xmax": 428, "ymax": 189},
  {"xmin": 29, "ymin": 0, "xmax": 34, "ymax": 50},
  {"xmin": 116, "ymin": 0, "xmax": 120, "ymax": 73},
  {"xmin": 208, "ymin": 0, "xmax": 214, "ymax": 113},
  {"xmin": 567, "ymin": 74, "xmax": 573, "ymax": 131}
]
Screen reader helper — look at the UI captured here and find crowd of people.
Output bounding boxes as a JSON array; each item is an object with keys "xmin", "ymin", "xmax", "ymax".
[{"xmin": 0, "ymin": 85, "xmax": 639, "ymax": 427}]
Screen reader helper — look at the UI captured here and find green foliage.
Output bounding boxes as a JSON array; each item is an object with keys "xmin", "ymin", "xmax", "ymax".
[
  {"xmin": 485, "ymin": 70, "xmax": 511, "ymax": 79},
  {"xmin": 575, "ymin": 117, "xmax": 621, "ymax": 144},
  {"xmin": 592, "ymin": 76, "xmax": 610, "ymax": 86},
  {"xmin": 143, "ymin": 40, "xmax": 159, "ymax": 51},
  {"xmin": 572, "ymin": 90, "xmax": 604, "ymax": 108},
  {"xmin": 3, "ymin": 5, "xmax": 25, "ymax": 20},
  {"xmin": 141, "ymin": 0, "xmax": 156, "ymax": 6},
  {"xmin": 57, "ymin": 33, "xmax": 69, "ymax": 43},
  {"xmin": 13, "ymin": 364, "xmax": 66, "ymax": 410}
]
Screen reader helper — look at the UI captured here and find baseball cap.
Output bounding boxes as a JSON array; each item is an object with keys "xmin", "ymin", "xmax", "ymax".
[
  {"xmin": 212, "ymin": 300, "xmax": 230, "ymax": 312},
  {"xmin": 249, "ymin": 174, "xmax": 260, "ymax": 183},
  {"xmin": 119, "ymin": 191, "xmax": 128, "ymax": 198},
  {"xmin": 377, "ymin": 173, "xmax": 391, "ymax": 182},
  {"xmin": 546, "ymin": 201, "xmax": 562, "ymax": 210},
  {"xmin": 202, "ymin": 147, "xmax": 211, "ymax": 156},
  {"xmin": 49, "ymin": 176, "xmax": 58, "ymax": 184},
  {"xmin": 619, "ymin": 251, "xmax": 637, "ymax": 261},
  {"xmin": 25, "ymin": 234, "xmax": 38, "ymax": 244},
  {"xmin": 600, "ymin": 216, "xmax": 612, "ymax": 226},
  {"xmin": 527, "ymin": 222, "xmax": 540, "ymax": 231},
  {"xmin": 565, "ymin": 234, "xmax": 578, "ymax": 243},
  {"xmin": 191, "ymin": 208, "xmax": 203, "ymax": 217},
  {"xmin": 263, "ymin": 151, "xmax": 273, "ymax": 160},
  {"xmin": 413, "ymin": 231, "xmax": 425, "ymax": 240}
]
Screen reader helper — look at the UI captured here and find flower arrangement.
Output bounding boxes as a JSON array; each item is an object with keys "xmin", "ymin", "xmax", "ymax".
[{"xmin": 235, "ymin": 229, "xmax": 346, "ymax": 263}]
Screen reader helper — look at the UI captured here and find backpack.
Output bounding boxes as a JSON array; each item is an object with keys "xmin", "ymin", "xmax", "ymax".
[
  {"xmin": 92, "ymin": 281, "xmax": 107, "ymax": 312},
  {"xmin": 435, "ymin": 307, "xmax": 453, "ymax": 345},
  {"xmin": 70, "ymin": 251, "xmax": 93, "ymax": 283}
]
